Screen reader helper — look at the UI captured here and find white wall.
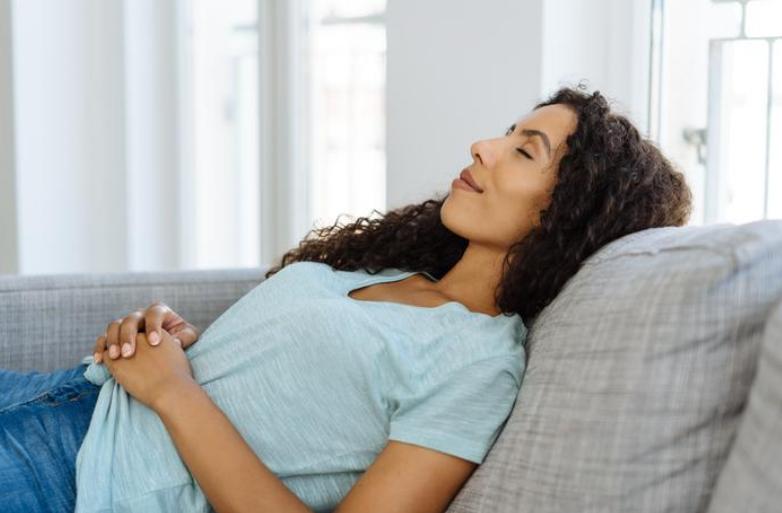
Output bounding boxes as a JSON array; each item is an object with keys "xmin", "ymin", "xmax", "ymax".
[
  {"xmin": 385, "ymin": 0, "xmax": 652, "ymax": 210},
  {"xmin": 385, "ymin": 0, "xmax": 545, "ymax": 210},
  {"xmin": 541, "ymin": 0, "xmax": 653, "ymax": 135}
]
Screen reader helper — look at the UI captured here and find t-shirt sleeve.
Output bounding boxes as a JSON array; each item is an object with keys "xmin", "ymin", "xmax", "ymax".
[{"xmin": 387, "ymin": 355, "xmax": 522, "ymax": 464}]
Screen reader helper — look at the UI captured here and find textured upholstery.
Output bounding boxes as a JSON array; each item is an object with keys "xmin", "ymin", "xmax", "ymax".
[
  {"xmin": 704, "ymin": 297, "xmax": 782, "ymax": 513},
  {"xmin": 0, "ymin": 267, "xmax": 266, "ymax": 372},
  {"xmin": 446, "ymin": 219, "xmax": 782, "ymax": 513},
  {"xmin": 2, "ymin": 220, "xmax": 781, "ymax": 512}
]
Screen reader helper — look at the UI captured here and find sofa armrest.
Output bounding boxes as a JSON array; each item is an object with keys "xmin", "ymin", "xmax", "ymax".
[{"xmin": 0, "ymin": 267, "xmax": 267, "ymax": 372}]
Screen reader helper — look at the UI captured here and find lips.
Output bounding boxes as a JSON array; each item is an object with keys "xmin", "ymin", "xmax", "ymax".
[{"xmin": 459, "ymin": 168, "xmax": 483, "ymax": 193}]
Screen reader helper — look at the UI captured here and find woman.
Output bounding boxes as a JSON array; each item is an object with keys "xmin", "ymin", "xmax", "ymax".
[{"xmin": 0, "ymin": 84, "xmax": 692, "ymax": 513}]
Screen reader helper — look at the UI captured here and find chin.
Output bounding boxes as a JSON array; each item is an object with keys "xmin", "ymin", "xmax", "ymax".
[{"xmin": 439, "ymin": 205, "xmax": 472, "ymax": 239}]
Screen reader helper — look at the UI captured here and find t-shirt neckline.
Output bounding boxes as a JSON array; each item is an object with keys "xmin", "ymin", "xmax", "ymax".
[{"xmin": 343, "ymin": 268, "xmax": 509, "ymax": 320}]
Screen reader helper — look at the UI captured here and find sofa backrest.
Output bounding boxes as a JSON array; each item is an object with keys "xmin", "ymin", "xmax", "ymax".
[
  {"xmin": 0, "ymin": 268, "xmax": 265, "ymax": 372},
  {"xmin": 704, "ymin": 296, "xmax": 782, "ymax": 513},
  {"xmin": 447, "ymin": 219, "xmax": 782, "ymax": 513}
]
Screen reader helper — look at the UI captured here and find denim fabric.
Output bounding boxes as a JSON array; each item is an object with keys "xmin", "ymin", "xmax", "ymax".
[{"xmin": 0, "ymin": 363, "xmax": 99, "ymax": 513}]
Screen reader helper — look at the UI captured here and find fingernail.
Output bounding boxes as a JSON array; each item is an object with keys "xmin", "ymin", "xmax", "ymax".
[
  {"xmin": 122, "ymin": 343, "xmax": 132, "ymax": 357},
  {"xmin": 110, "ymin": 345, "xmax": 119, "ymax": 358},
  {"xmin": 149, "ymin": 331, "xmax": 160, "ymax": 345}
]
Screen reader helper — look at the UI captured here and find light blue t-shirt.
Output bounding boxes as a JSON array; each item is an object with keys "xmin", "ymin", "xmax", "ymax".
[{"xmin": 74, "ymin": 261, "xmax": 527, "ymax": 513}]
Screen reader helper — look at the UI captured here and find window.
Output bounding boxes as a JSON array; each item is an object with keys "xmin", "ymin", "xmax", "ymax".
[
  {"xmin": 651, "ymin": 0, "xmax": 782, "ymax": 225},
  {"xmin": 306, "ymin": 0, "xmax": 387, "ymax": 230},
  {"xmin": 180, "ymin": 0, "xmax": 260, "ymax": 269},
  {"xmin": 180, "ymin": 0, "xmax": 387, "ymax": 269}
]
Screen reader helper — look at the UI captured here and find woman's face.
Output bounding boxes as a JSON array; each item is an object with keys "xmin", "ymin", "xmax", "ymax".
[{"xmin": 441, "ymin": 103, "xmax": 578, "ymax": 249}]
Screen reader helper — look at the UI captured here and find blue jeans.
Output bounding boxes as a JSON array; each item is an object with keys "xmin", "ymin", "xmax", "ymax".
[{"xmin": 0, "ymin": 363, "xmax": 99, "ymax": 513}]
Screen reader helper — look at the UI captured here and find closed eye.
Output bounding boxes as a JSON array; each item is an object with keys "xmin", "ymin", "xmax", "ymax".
[
  {"xmin": 516, "ymin": 148, "xmax": 533, "ymax": 159},
  {"xmin": 506, "ymin": 124, "xmax": 534, "ymax": 160}
]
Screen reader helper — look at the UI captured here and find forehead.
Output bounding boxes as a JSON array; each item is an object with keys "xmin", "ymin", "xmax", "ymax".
[{"xmin": 515, "ymin": 104, "xmax": 577, "ymax": 153}]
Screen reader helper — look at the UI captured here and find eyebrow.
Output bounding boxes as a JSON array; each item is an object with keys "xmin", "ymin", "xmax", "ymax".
[{"xmin": 507, "ymin": 123, "xmax": 552, "ymax": 160}]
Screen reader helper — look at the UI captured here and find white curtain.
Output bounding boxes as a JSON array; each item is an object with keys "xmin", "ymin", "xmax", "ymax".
[{"xmin": 0, "ymin": 0, "xmax": 310, "ymax": 276}]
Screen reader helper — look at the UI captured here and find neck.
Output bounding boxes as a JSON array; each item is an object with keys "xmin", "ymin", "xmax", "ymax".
[{"xmin": 418, "ymin": 243, "xmax": 507, "ymax": 317}]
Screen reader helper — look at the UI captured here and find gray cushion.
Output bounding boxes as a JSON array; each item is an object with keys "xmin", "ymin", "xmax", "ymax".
[
  {"xmin": 0, "ymin": 267, "xmax": 265, "ymax": 372},
  {"xmin": 446, "ymin": 219, "xmax": 782, "ymax": 513},
  {"xmin": 705, "ymin": 297, "xmax": 782, "ymax": 513}
]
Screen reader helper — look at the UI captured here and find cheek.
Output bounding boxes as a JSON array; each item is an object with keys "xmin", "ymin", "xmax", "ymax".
[
  {"xmin": 488, "ymin": 175, "xmax": 553, "ymax": 233},
  {"xmin": 495, "ymin": 173, "xmax": 552, "ymax": 214}
]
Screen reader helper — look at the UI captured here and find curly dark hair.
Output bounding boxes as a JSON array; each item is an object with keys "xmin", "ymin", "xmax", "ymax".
[{"xmin": 264, "ymin": 82, "xmax": 693, "ymax": 327}]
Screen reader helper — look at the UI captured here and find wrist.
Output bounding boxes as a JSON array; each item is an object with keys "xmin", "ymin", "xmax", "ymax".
[{"xmin": 152, "ymin": 377, "xmax": 200, "ymax": 413}]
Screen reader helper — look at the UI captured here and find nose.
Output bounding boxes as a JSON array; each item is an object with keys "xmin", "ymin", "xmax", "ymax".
[{"xmin": 470, "ymin": 139, "xmax": 493, "ymax": 168}]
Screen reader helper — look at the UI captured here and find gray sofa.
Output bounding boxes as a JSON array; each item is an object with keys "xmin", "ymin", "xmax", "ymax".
[{"xmin": 1, "ymin": 219, "xmax": 781, "ymax": 513}]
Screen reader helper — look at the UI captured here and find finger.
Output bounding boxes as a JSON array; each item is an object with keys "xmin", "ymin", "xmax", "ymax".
[
  {"xmin": 151, "ymin": 329, "xmax": 179, "ymax": 347},
  {"xmin": 119, "ymin": 310, "xmax": 145, "ymax": 358},
  {"xmin": 101, "ymin": 345, "xmax": 113, "ymax": 372},
  {"xmin": 105, "ymin": 318, "xmax": 124, "ymax": 359},
  {"xmin": 144, "ymin": 302, "xmax": 171, "ymax": 346},
  {"xmin": 93, "ymin": 334, "xmax": 107, "ymax": 363},
  {"xmin": 168, "ymin": 324, "xmax": 200, "ymax": 349}
]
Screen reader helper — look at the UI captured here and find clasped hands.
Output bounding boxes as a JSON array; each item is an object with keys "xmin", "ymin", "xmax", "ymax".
[{"xmin": 92, "ymin": 302, "xmax": 202, "ymax": 412}]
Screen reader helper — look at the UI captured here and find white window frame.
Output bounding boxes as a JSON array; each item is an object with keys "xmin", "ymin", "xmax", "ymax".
[
  {"xmin": 256, "ymin": 0, "xmax": 387, "ymax": 266},
  {"xmin": 176, "ymin": 0, "xmax": 312, "ymax": 270},
  {"xmin": 256, "ymin": 0, "xmax": 313, "ymax": 266},
  {"xmin": 705, "ymin": 0, "xmax": 779, "ymax": 222},
  {"xmin": 650, "ymin": 0, "xmax": 781, "ymax": 224}
]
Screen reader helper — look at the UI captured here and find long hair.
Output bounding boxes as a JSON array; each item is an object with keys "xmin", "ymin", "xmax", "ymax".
[{"xmin": 264, "ymin": 82, "xmax": 693, "ymax": 327}]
